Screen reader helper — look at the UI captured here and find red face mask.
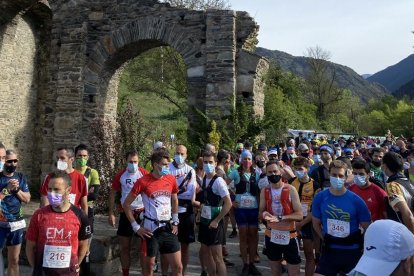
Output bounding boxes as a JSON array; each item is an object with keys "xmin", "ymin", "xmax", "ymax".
[{"xmin": 242, "ymin": 160, "xmax": 252, "ymax": 170}]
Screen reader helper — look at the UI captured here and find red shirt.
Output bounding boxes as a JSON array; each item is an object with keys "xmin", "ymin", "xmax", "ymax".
[
  {"xmin": 26, "ymin": 205, "xmax": 91, "ymax": 275},
  {"xmin": 349, "ymin": 183, "xmax": 387, "ymax": 221},
  {"xmin": 130, "ymin": 173, "xmax": 178, "ymax": 232},
  {"xmin": 41, "ymin": 171, "xmax": 88, "ymax": 208}
]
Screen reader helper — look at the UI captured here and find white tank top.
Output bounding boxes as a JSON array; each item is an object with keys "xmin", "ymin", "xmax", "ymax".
[{"xmin": 270, "ymin": 186, "xmax": 283, "ymax": 216}]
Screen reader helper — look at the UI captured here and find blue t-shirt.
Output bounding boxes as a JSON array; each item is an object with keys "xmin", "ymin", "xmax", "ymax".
[
  {"xmin": 0, "ymin": 172, "xmax": 30, "ymax": 221},
  {"xmin": 229, "ymin": 170, "xmax": 260, "ymax": 185},
  {"xmin": 312, "ymin": 189, "xmax": 371, "ymax": 249}
]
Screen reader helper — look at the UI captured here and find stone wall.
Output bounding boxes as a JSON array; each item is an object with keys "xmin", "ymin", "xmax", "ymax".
[
  {"xmin": 0, "ymin": 14, "xmax": 38, "ymax": 182},
  {"xmin": 0, "ymin": 0, "xmax": 268, "ymax": 186}
]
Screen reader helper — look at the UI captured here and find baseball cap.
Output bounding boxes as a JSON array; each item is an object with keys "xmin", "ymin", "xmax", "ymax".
[
  {"xmin": 240, "ymin": 150, "xmax": 252, "ymax": 160},
  {"xmin": 235, "ymin": 143, "xmax": 244, "ymax": 151},
  {"xmin": 320, "ymin": 145, "xmax": 334, "ymax": 155},
  {"xmin": 258, "ymin": 144, "xmax": 267, "ymax": 151},
  {"xmin": 350, "ymin": 220, "xmax": 414, "ymax": 276},
  {"xmin": 267, "ymin": 148, "xmax": 278, "ymax": 156},
  {"xmin": 297, "ymin": 143, "xmax": 309, "ymax": 151},
  {"xmin": 153, "ymin": 141, "xmax": 164, "ymax": 150}
]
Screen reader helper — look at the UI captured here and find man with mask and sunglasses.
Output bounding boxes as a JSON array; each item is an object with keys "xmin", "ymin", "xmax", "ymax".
[
  {"xmin": 123, "ymin": 149, "xmax": 182, "ymax": 276},
  {"xmin": 312, "ymin": 160, "xmax": 371, "ymax": 276},
  {"xmin": 26, "ymin": 171, "xmax": 91, "ymax": 276},
  {"xmin": 40, "ymin": 147, "xmax": 88, "ymax": 215},
  {"xmin": 0, "ymin": 149, "xmax": 31, "ymax": 276}
]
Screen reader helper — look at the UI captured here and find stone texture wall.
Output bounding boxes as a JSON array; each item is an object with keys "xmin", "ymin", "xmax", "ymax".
[
  {"xmin": 0, "ymin": 14, "xmax": 38, "ymax": 183},
  {"xmin": 0, "ymin": 0, "xmax": 268, "ymax": 186}
]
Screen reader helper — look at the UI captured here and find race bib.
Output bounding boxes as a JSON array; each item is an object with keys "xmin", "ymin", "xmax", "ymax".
[
  {"xmin": 9, "ymin": 220, "xmax": 26, "ymax": 232},
  {"xmin": 201, "ymin": 205, "xmax": 212, "ymax": 220},
  {"xmin": 270, "ymin": 229, "xmax": 290, "ymax": 245},
  {"xmin": 155, "ymin": 204, "xmax": 171, "ymax": 221},
  {"xmin": 68, "ymin": 194, "xmax": 76, "ymax": 205},
  {"xmin": 327, "ymin": 219, "xmax": 350, "ymax": 238},
  {"xmin": 301, "ymin": 203, "xmax": 308, "ymax": 217},
  {"xmin": 240, "ymin": 194, "xmax": 257, "ymax": 209},
  {"xmin": 43, "ymin": 245, "xmax": 71, "ymax": 268}
]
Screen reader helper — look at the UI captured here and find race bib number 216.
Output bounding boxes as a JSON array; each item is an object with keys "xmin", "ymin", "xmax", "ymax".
[{"xmin": 43, "ymin": 245, "xmax": 71, "ymax": 268}]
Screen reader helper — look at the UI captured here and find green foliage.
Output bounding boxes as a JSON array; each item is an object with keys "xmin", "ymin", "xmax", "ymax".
[{"xmin": 208, "ymin": 120, "xmax": 221, "ymax": 150}]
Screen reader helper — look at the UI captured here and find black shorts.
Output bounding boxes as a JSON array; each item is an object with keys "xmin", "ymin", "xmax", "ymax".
[
  {"xmin": 198, "ymin": 220, "xmax": 225, "ymax": 246},
  {"xmin": 145, "ymin": 227, "xmax": 181, "ymax": 257},
  {"xmin": 299, "ymin": 222, "xmax": 313, "ymax": 240},
  {"xmin": 117, "ymin": 211, "xmax": 142, "ymax": 237},
  {"xmin": 264, "ymin": 236, "xmax": 301, "ymax": 265},
  {"xmin": 178, "ymin": 212, "xmax": 195, "ymax": 244},
  {"xmin": 315, "ymin": 248, "xmax": 362, "ymax": 275}
]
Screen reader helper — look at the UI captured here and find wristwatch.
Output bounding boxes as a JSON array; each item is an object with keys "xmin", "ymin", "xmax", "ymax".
[
  {"xmin": 1, "ymin": 188, "xmax": 10, "ymax": 196},
  {"xmin": 172, "ymin": 221, "xmax": 179, "ymax": 226},
  {"xmin": 277, "ymin": 215, "xmax": 283, "ymax": 221}
]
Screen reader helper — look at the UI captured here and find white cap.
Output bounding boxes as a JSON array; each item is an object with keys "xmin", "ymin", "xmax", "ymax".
[
  {"xmin": 267, "ymin": 149, "xmax": 278, "ymax": 156},
  {"xmin": 153, "ymin": 141, "xmax": 164, "ymax": 150},
  {"xmin": 350, "ymin": 220, "xmax": 414, "ymax": 276},
  {"xmin": 297, "ymin": 143, "xmax": 309, "ymax": 151}
]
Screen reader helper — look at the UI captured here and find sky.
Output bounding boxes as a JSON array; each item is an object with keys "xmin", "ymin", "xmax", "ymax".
[{"xmin": 229, "ymin": 0, "xmax": 414, "ymax": 75}]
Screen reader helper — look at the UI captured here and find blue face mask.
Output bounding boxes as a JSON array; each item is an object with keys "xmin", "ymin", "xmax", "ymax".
[
  {"xmin": 127, "ymin": 163, "xmax": 138, "ymax": 173},
  {"xmin": 160, "ymin": 165, "xmax": 170, "ymax": 176},
  {"xmin": 203, "ymin": 163, "xmax": 215, "ymax": 174},
  {"xmin": 330, "ymin": 176, "xmax": 345, "ymax": 190},
  {"xmin": 174, "ymin": 154, "xmax": 185, "ymax": 165},
  {"xmin": 313, "ymin": 155, "xmax": 321, "ymax": 163},
  {"xmin": 295, "ymin": 170, "xmax": 306, "ymax": 179},
  {"xmin": 0, "ymin": 161, "xmax": 4, "ymax": 172},
  {"xmin": 354, "ymin": 175, "xmax": 367, "ymax": 187}
]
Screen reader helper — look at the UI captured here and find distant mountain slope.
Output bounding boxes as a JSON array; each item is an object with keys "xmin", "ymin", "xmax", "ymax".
[
  {"xmin": 367, "ymin": 54, "xmax": 414, "ymax": 92},
  {"xmin": 361, "ymin": 74, "xmax": 372, "ymax": 79},
  {"xmin": 394, "ymin": 78, "xmax": 414, "ymax": 100},
  {"xmin": 256, "ymin": 47, "xmax": 388, "ymax": 102}
]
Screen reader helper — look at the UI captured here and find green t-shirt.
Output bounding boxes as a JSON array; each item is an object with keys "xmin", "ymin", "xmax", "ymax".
[{"xmin": 76, "ymin": 166, "xmax": 100, "ymax": 207}]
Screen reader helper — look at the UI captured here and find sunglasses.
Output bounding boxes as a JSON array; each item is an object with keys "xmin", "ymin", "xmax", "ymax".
[{"xmin": 5, "ymin": 159, "xmax": 18, "ymax": 164}]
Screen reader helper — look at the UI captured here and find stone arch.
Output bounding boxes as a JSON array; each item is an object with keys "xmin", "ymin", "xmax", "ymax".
[{"xmin": 82, "ymin": 16, "xmax": 206, "ymax": 135}]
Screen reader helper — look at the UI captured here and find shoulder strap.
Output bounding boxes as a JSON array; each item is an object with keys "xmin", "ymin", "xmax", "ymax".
[
  {"xmin": 179, "ymin": 169, "xmax": 192, "ymax": 189},
  {"xmin": 84, "ymin": 168, "xmax": 91, "ymax": 179}
]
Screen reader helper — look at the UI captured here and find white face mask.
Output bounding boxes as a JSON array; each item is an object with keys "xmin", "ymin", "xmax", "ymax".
[{"xmin": 57, "ymin": 160, "xmax": 68, "ymax": 171}]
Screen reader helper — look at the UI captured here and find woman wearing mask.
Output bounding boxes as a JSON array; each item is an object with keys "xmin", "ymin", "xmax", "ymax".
[{"xmin": 229, "ymin": 150, "xmax": 262, "ymax": 276}]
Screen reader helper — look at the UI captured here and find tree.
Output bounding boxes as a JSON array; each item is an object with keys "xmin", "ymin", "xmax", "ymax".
[
  {"xmin": 162, "ymin": 0, "xmax": 230, "ymax": 10},
  {"xmin": 305, "ymin": 46, "xmax": 346, "ymax": 128}
]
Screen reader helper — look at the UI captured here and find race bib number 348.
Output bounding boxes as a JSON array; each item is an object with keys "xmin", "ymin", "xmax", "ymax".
[
  {"xmin": 327, "ymin": 218, "xmax": 350, "ymax": 238},
  {"xmin": 43, "ymin": 245, "xmax": 71, "ymax": 268}
]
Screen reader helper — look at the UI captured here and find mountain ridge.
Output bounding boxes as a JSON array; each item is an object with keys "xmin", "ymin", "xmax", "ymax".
[{"xmin": 256, "ymin": 47, "xmax": 389, "ymax": 102}]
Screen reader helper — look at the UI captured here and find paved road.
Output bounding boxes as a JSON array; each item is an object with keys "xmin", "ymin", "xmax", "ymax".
[{"xmin": 17, "ymin": 202, "xmax": 305, "ymax": 275}]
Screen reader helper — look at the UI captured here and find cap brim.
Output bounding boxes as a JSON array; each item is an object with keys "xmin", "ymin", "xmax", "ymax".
[{"xmin": 352, "ymin": 255, "xmax": 399, "ymax": 276}]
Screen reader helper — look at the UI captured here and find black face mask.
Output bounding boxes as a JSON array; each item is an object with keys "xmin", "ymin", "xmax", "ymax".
[
  {"xmin": 4, "ymin": 165, "xmax": 16, "ymax": 174},
  {"xmin": 301, "ymin": 152, "xmax": 309, "ymax": 158},
  {"xmin": 268, "ymin": 174, "xmax": 281, "ymax": 184},
  {"xmin": 237, "ymin": 150, "xmax": 243, "ymax": 154},
  {"xmin": 372, "ymin": 160, "xmax": 381, "ymax": 167},
  {"xmin": 256, "ymin": 161, "xmax": 265, "ymax": 168}
]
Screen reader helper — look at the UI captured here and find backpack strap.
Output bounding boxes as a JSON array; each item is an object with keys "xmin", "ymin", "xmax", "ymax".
[
  {"xmin": 84, "ymin": 168, "xmax": 91, "ymax": 179},
  {"xmin": 178, "ymin": 169, "xmax": 192, "ymax": 195}
]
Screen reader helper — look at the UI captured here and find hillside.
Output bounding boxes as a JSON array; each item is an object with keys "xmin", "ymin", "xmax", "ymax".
[
  {"xmin": 256, "ymin": 47, "xmax": 388, "ymax": 102},
  {"xmin": 394, "ymin": 78, "xmax": 414, "ymax": 100},
  {"xmin": 367, "ymin": 54, "xmax": 414, "ymax": 92}
]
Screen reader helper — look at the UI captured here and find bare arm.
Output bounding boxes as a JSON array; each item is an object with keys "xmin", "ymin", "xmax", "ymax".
[
  {"xmin": 282, "ymin": 187, "xmax": 303, "ymax": 221},
  {"xmin": 171, "ymin": 193, "xmax": 178, "ymax": 215},
  {"xmin": 395, "ymin": 201, "xmax": 414, "ymax": 233},
  {"xmin": 108, "ymin": 188, "xmax": 116, "ymax": 227},
  {"xmin": 312, "ymin": 217, "xmax": 324, "ymax": 240},
  {"xmin": 77, "ymin": 239, "xmax": 89, "ymax": 264},
  {"xmin": 123, "ymin": 192, "xmax": 137, "ymax": 225},
  {"xmin": 15, "ymin": 190, "xmax": 31, "ymax": 204},
  {"xmin": 80, "ymin": 196, "xmax": 88, "ymax": 215},
  {"xmin": 25, "ymin": 240, "xmax": 36, "ymax": 267},
  {"xmin": 214, "ymin": 195, "xmax": 231, "ymax": 223}
]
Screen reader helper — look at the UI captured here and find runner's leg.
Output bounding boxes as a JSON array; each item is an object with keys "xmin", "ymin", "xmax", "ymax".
[
  {"xmin": 163, "ymin": 251, "xmax": 183, "ymax": 276},
  {"xmin": 119, "ymin": 236, "xmax": 132, "ymax": 275},
  {"xmin": 7, "ymin": 244, "xmax": 21, "ymax": 276}
]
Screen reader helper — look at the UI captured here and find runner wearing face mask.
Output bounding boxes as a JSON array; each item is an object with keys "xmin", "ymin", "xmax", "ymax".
[
  {"xmin": 349, "ymin": 158, "xmax": 387, "ymax": 221},
  {"xmin": 310, "ymin": 145, "xmax": 335, "ymax": 189},
  {"xmin": 259, "ymin": 161, "xmax": 303, "ymax": 276},
  {"xmin": 312, "ymin": 160, "xmax": 371, "ymax": 276},
  {"xmin": 26, "ymin": 171, "xmax": 91, "ymax": 276},
  {"xmin": 123, "ymin": 149, "xmax": 182, "ymax": 276},
  {"xmin": 40, "ymin": 147, "xmax": 88, "ymax": 215},
  {"xmin": 228, "ymin": 150, "xmax": 261, "ymax": 275},
  {"xmin": 290, "ymin": 157, "xmax": 320, "ymax": 276},
  {"xmin": 369, "ymin": 147, "xmax": 386, "ymax": 188},
  {"xmin": 167, "ymin": 144, "xmax": 197, "ymax": 274},
  {"xmin": 108, "ymin": 150, "xmax": 149, "ymax": 276},
  {"xmin": 0, "ymin": 143, "xmax": 6, "ymax": 173},
  {"xmin": 0, "ymin": 149, "xmax": 31, "ymax": 276}
]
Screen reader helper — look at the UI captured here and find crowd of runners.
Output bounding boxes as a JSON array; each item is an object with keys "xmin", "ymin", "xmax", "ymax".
[{"xmin": 1, "ymin": 132, "xmax": 414, "ymax": 276}]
